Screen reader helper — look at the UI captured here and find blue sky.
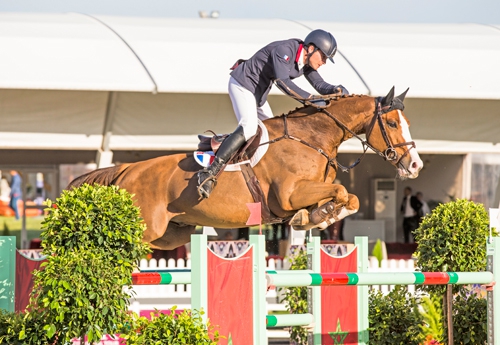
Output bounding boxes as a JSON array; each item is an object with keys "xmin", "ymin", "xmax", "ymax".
[{"xmin": 1, "ymin": 0, "xmax": 499, "ymax": 24}]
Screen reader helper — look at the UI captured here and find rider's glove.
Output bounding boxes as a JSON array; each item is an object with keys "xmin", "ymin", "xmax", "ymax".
[{"xmin": 334, "ymin": 85, "xmax": 349, "ymax": 96}]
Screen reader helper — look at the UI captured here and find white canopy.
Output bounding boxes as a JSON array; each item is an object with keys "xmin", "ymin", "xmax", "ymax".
[
  {"xmin": 1, "ymin": 13, "xmax": 499, "ymax": 99},
  {"xmin": 0, "ymin": 12, "xmax": 499, "ymax": 156}
]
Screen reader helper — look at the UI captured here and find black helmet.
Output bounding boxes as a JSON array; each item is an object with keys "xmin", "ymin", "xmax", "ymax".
[{"xmin": 304, "ymin": 29, "xmax": 337, "ymax": 63}]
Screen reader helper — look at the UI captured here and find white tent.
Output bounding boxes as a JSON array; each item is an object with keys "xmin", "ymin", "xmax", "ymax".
[
  {"xmin": 2, "ymin": 12, "xmax": 500, "ymax": 245},
  {"xmin": 1, "ymin": 12, "xmax": 500, "ymax": 157}
]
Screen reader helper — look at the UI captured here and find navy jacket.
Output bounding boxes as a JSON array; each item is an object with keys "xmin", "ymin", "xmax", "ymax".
[{"xmin": 230, "ymin": 38, "xmax": 338, "ymax": 107}]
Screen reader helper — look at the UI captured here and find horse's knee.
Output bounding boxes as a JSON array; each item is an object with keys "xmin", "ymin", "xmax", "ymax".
[
  {"xmin": 347, "ymin": 194, "xmax": 360, "ymax": 211},
  {"xmin": 333, "ymin": 185, "xmax": 349, "ymax": 204},
  {"xmin": 333, "ymin": 194, "xmax": 359, "ymax": 222}
]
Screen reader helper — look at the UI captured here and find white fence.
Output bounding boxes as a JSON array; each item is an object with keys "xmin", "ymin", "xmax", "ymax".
[{"xmin": 128, "ymin": 256, "xmax": 416, "ymax": 315}]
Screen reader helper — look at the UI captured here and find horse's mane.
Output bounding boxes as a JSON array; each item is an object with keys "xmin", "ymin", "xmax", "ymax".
[
  {"xmin": 67, "ymin": 164, "xmax": 130, "ymax": 189},
  {"xmin": 274, "ymin": 94, "xmax": 370, "ymax": 119}
]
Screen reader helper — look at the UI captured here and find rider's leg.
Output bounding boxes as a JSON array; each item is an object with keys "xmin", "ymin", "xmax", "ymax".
[
  {"xmin": 197, "ymin": 77, "xmax": 260, "ymax": 199},
  {"xmin": 229, "ymin": 76, "xmax": 274, "ymax": 140},
  {"xmin": 197, "ymin": 126, "xmax": 246, "ymax": 199}
]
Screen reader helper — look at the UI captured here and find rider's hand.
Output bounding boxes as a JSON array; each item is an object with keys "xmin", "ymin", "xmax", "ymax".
[{"xmin": 334, "ymin": 85, "xmax": 349, "ymax": 96}]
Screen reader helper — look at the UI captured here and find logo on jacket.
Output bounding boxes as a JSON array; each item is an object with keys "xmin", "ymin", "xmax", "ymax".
[{"xmin": 283, "ymin": 54, "xmax": 290, "ymax": 61}]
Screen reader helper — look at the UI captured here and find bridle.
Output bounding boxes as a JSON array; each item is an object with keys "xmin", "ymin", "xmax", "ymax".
[
  {"xmin": 364, "ymin": 99, "xmax": 416, "ymax": 167},
  {"xmin": 260, "ymin": 97, "xmax": 416, "ymax": 179}
]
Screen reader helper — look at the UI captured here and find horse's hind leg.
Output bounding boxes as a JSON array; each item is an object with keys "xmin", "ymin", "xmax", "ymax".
[
  {"xmin": 290, "ymin": 193, "xmax": 359, "ymax": 230},
  {"xmin": 149, "ymin": 223, "xmax": 197, "ymax": 251}
]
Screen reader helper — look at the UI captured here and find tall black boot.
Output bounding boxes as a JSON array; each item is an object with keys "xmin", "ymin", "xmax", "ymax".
[{"xmin": 197, "ymin": 126, "xmax": 246, "ymax": 199}]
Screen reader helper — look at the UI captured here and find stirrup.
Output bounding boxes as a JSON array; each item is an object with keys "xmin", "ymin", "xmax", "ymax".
[{"xmin": 197, "ymin": 173, "xmax": 218, "ymax": 200}]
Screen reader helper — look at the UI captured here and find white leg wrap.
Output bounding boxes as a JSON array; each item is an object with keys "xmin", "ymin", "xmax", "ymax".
[{"xmin": 317, "ymin": 207, "xmax": 358, "ymax": 230}]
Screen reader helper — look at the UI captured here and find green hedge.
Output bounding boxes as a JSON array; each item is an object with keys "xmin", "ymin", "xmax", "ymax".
[{"xmin": 1, "ymin": 184, "xmax": 218, "ymax": 344}]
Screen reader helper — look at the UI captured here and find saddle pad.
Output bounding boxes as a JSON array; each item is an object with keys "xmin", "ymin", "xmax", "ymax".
[
  {"xmin": 194, "ymin": 151, "xmax": 215, "ymax": 167},
  {"xmin": 193, "ymin": 119, "xmax": 270, "ymax": 172}
]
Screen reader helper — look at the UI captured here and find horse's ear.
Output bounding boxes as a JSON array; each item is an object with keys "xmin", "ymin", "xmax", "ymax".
[
  {"xmin": 380, "ymin": 86, "xmax": 395, "ymax": 107},
  {"xmin": 396, "ymin": 88, "xmax": 409, "ymax": 102}
]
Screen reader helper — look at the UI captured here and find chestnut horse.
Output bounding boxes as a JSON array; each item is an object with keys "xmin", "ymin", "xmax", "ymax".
[{"xmin": 69, "ymin": 87, "xmax": 423, "ymax": 250}]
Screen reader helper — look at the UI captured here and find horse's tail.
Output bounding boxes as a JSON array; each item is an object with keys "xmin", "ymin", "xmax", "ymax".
[{"xmin": 67, "ymin": 164, "xmax": 131, "ymax": 190}]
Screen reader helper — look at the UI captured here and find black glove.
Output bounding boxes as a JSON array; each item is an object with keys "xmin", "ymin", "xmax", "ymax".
[{"xmin": 334, "ymin": 85, "xmax": 349, "ymax": 96}]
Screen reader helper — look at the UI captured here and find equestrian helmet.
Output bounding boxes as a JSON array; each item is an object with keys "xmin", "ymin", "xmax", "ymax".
[{"xmin": 304, "ymin": 29, "xmax": 337, "ymax": 63}]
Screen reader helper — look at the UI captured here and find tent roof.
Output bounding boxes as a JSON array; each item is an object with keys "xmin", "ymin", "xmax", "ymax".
[{"xmin": 1, "ymin": 12, "xmax": 499, "ymax": 99}]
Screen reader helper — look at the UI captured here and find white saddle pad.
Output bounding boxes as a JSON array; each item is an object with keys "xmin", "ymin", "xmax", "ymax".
[{"xmin": 193, "ymin": 120, "xmax": 269, "ymax": 172}]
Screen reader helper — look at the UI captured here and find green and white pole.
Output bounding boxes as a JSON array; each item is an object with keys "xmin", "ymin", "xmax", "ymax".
[
  {"xmin": 266, "ymin": 313, "xmax": 314, "ymax": 327},
  {"xmin": 356, "ymin": 236, "xmax": 369, "ymax": 344},
  {"xmin": 308, "ymin": 235, "xmax": 321, "ymax": 345},
  {"xmin": 191, "ymin": 234, "xmax": 208, "ymax": 323},
  {"xmin": 487, "ymin": 236, "xmax": 500, "ymax": 345},
  {"xmin": 250, "ymin": 234, "xmax": 268, "ymax": 345},
  {"xmin": 0, "ymin": 236, "xmax": 16, "ymax": 312},
  {"xmin": 265, "ymin": 271, "xmax": 494, "ymax": 287}
]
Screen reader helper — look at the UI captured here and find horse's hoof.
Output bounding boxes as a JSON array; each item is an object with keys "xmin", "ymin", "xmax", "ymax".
[{"xmin": 290, "ymin": 209, "xmax": 310, "ymax": 229}]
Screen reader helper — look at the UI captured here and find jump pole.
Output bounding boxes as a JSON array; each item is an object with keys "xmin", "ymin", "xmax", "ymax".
[{"xmin": 0, "ymin": 236, "xmax": 16, "ymax": 312}]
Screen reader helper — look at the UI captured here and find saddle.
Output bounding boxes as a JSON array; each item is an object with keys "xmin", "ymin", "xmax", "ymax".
[
  {"xmin": 197, "ymin": 126, "xmax": 262, "ymax": 164},
  {"xmin": 196, "ymin": 126, "xmax": 284, "ymax": 224}
]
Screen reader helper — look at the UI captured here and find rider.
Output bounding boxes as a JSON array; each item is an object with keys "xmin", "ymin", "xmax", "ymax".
[{"xmin": 197, "ymin": 29, "xmax": 349, "ymax": 199}]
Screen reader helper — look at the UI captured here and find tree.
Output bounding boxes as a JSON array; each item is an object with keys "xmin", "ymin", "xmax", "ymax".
[
  {"xmin": 22, "ymin": 184, "xmax": 150, "ymax": 344},
  {"xmin": 414, "ymin": 199, "xmax": 495, "ymax": 344}
]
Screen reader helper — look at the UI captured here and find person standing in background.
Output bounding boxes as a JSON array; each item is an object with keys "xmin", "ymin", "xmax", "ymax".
[
  {"xmin": 416, "ymin": 191, "xmax": 431, "ymax": 219},
  {"xmin": 400, "ymin": 186, "xmax": 422, "ymax": 243},
  {"xmin": 9, "ymin": 170, "xmax": 22, "ymax": 220}
]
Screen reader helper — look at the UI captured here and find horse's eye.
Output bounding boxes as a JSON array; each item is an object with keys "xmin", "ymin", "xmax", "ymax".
[{"xmin": 387, "ymin": 121, "xmax": 397, "ymax": 129}]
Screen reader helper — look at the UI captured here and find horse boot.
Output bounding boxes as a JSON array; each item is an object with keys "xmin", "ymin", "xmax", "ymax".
[
  {"xmin": 197, "ymin": 126, "xmax": 246, "ymax": 200},
  {"xmin": 309, "ymin": 201, "xmax": 340, "ymax": 229},
  {"xmin": 290, "ymin": 201, "xmax": 342, "ymax": 230}
]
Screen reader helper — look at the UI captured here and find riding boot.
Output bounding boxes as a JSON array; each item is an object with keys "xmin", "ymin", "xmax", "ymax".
[{"xmin": 197, "ymin": 126, "xmax": 246, "ymax": 199}]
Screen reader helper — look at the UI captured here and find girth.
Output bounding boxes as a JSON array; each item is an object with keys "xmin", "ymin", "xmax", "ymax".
[{"xmin": 240, "ymin": 163, "xmax": 288, "ymax": 224}]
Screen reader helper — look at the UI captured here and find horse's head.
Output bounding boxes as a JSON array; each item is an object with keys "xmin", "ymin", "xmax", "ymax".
[{"xmin": 365, "ymin": 87, "xmax": 423, "ymax": 179}]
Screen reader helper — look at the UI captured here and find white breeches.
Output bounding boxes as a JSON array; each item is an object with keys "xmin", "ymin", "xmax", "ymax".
[{"xmin": 228, "ymin": 76, "xmax": 274, "ymax": 140}]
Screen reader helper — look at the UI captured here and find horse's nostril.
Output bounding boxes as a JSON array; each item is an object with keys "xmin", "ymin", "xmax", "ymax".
[{"xmin": 411, "ymin": 161, "xmax": 422, "ymax": 171}]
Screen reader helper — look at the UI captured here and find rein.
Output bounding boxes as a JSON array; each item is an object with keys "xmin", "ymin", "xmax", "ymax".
[{"xmin": 259, "ymin": 98, "xmax": 416, "ymax": 180}]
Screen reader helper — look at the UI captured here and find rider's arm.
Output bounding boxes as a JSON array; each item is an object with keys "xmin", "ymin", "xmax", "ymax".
[
  {"xmin": 272, "ymin": 44, "xmax": 312, "ymax": 99},
  {"xmin": 304, "ymin": 65, "xmax": 349, "ymax": 95}
]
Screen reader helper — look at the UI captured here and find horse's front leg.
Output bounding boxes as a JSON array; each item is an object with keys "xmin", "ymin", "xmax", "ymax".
[{"xmin": 281, "ymin": 180, "xmax": 359, "ymax": 231}]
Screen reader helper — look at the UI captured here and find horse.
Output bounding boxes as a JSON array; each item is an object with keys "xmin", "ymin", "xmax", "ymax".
[{"xmin": 68, "ymin": 87, "xmax": 423, "ymax": 250}]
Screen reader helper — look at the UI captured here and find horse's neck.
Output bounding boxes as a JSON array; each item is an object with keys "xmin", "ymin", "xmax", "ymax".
[
  {"xmin": 266, "ymin": 96, "xmax": 374, "ymax": 156},
  {"xmin": 326, "ymin": 96, "xmax": 374, "ymax": 143}
]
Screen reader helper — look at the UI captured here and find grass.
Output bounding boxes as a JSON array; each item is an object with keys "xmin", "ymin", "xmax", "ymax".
[{"xmin": 0, "ymin": 216, "xmax": 45, "ymax": 249}]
